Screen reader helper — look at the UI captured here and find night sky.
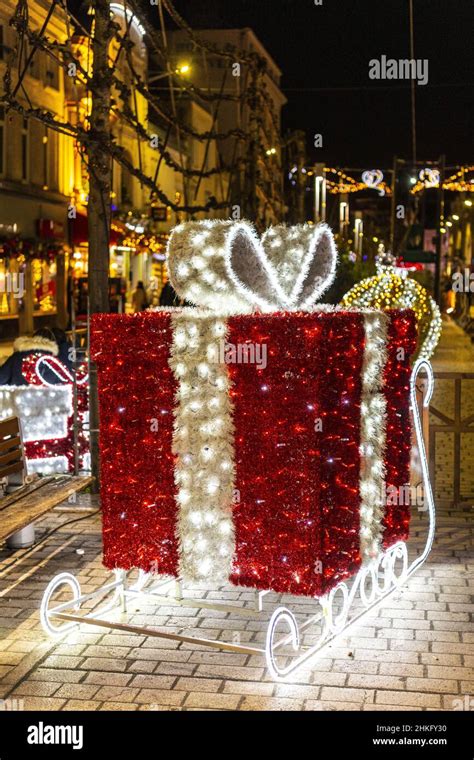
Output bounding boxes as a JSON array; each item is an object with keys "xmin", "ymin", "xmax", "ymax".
[{"xmin": 174, "ymin": 0, "xmax": 473, "ymax": 170}]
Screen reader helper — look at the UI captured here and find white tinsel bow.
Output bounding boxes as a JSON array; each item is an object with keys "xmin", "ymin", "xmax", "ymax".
[{"xmin": 166, "ymin": 220, "xmax": 338, "ymax": 313}]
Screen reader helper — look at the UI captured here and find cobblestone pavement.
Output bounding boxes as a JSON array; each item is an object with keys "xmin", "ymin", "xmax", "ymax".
[{"xmin": 0, "ymin": 501, "xmax": 472, "ymax": 712}]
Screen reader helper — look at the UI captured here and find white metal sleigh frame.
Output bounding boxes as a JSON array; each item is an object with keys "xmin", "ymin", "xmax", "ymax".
[{"xmin": 40, "ymin": 360, "xmax": 435, "ymax": 680}]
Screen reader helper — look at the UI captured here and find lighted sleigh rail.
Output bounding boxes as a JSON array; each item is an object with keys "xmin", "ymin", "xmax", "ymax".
[{"xmin": 40, "ymin": 359, "xmax": 435, "ymax": 680}]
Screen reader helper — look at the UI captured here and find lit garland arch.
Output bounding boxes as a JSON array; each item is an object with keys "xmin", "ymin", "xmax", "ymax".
[{"xmin": 341, "ymin": 257, "xmax": 442, "ymax": 361}]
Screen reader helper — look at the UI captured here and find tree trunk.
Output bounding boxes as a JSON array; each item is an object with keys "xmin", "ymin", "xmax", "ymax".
[{"xmin": 87, "ymin": 0, "xmax": 114, "ymax": 491}]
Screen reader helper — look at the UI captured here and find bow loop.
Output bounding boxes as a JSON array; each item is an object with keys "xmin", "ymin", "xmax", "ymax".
[{"xmin": 166, "ymin": 220, "xmax": 337, "ymax": 313}]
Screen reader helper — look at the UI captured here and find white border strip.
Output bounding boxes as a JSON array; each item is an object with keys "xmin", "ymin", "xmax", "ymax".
[
  {"xmin": 359, "ymin": 312, "xmax": 389, "ymax": 562},
  {"xmin": 169, "ymin": 312, "xmax": 236, "ymax": 582}
]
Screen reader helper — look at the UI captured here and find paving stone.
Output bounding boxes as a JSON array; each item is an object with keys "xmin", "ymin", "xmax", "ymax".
[
  {"xmin": 274, "ymin": 683, "xmax": 321, "ymax": 699},
  {"xmin": 348, "ymin": 674, "xmax": 406, "ymax": 691},
  {"xmin": 93, "ymin": 686, "xmax": 140, "ymax": 703},
  {"xmin": 82, "ymin": 645, "xmax": 132, "ymax": 659},
  {"xmin": 55, "ymin": 683, "xmax": 101, "ymax": 700},
  {"xmin": 126, "ymin": 660, "xmax": 156, "ymax": 674},
  {"xmin": 40, "ymin": 655, "xmax": 84, "ymax": 669},
  {"xmin": 363, "ymin": 704, "xmax": 414, "ymax": 711},
  {"xmin": 420, "ymin": 653, "xmax": 462, "ymax": 667},
  {"xmin": 406, "ymin": 677, "xmax": 460, "ymax": 694},
  {"xmin": 0, "ymin": 651, "xmax": 26, "ymax": 666},
  {"xmin": 378, "ymin": 663, "xmax": 424, "ymax": 677},
  {"xmin": 240, "ymin": 696, "xmax": 303, "ymax": 710},
  {"xmin": 195, "ymin": 664, "xmax": 265, "ymax": 681},
  {"xmin": 12, "ymin": 681, "xmax": 61, "ymax": 697},
  {"xmin": 222, "ymin": 681, "xmax": 274, "ymax": 696},
  {"xmin": 62, "ymin": 700, "xmax": 102, "ymax": 711},
  {"xmin": 305, "ymin": 699, "xmax": 361, "ymax": 711},
  {"xmin": 320, "ymin": 686, "xmax": 375, "ymax": 704},
  {"xmin": 128, "ymin": 647, "xmax": 191, "ymax": 662},
  {"xmin": 175, "ymin": 677, "xmax": 222, "ymax": 693},
  {"xmin": 442, "ymin": 694, "xmax": 471, "ymax": 710},
  {"xmin": 129, "ymin": 674, "xmax": 177, "ymax": 690},
  {"xmin": 375, "ymin": 690, "xmax": 441, "ymax": 708},
  {"xmin": 28, "ymin": 668, "xmax": 85, "ymax": 684},
  {"xmin": 426, "ymin": 665, "xmax": 474, "ymax": 680},
  {"xmin": 134, "ymin": 689, "xmax": 186, "ymax": 706},
  {"xmin": 184, "ymin": 692, "xmax": 241, "ymax": 710},
  {"xmin": 17, "ymin": 697, "xmax": 67, "ymax": 710},
  {"xmin": 79, "ymin": 658, "xmax": 128, "ymax": 672},
  {"xmin": 332, "ymin": 659, "xmax": 378, "ymax": 675}
]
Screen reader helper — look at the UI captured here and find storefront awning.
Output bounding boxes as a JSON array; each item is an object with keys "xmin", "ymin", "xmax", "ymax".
[{"xmin": 70, "ymin": 211, "xmax": 123, "ymax": 246}]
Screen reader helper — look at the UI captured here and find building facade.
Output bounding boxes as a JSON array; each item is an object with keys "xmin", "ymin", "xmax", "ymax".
[
  {"xmin": 0, "ymin": 0, "xmax": 71, "ymax": 337},
  {"xmin": 162, "ymin": 27, "xmax": 287, "ymax": 228},
  {"xmin": 1, "ymin": 4, "xmax": 283, "ymax": 339}
]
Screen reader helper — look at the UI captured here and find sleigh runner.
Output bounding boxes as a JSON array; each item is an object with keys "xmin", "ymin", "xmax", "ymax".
[{"xmin": 40, "ymin": 221, "xmax": 436, "ymax": 678}]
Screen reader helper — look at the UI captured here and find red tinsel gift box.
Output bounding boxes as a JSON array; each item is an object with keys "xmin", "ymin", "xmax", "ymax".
[{"xmin": 90, "ymin": 307, "xmax": 417, "ymax": 598}]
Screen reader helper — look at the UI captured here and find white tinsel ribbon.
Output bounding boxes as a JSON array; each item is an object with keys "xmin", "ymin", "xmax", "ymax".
[
  {"xmin": 169, "ymin": 311, "xmax": 236, "ymax": 582},
  {"xmin": 358, "ymin": 311, "xmax": 389, "ymax": 563}
]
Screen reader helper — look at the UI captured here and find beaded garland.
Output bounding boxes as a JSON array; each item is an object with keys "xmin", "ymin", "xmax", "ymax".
[{"xmin": 91, "ymin": 307, "xmax": 417, "ymax": 597}]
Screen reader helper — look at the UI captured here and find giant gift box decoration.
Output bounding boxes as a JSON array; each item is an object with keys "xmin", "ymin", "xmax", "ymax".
[{"xmin": 91, "ymin": 221, "xmax": 417, "ymax": 597}]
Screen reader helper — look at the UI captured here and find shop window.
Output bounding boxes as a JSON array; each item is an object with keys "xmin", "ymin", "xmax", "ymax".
[
  {"xmin": 42, "ymin": 128, "xmax": 49, "ymax": 190},
  {"xmin": 32, "ymin": 258, "xmax": 57, "ymax": 314},
  {"xmin": 21, "ymin": 118, "xmax": 29, "ymax": 182},
  {"xmin": 28, "ymin": 43, "xmax": 41, "ymax": 79},
  {"xmin": 45, "ymin": 57, "xmax": 59, "ymax": 89},
  {"xmin": 47, "ymin": 130, "xmax": 58, "ymax": 191},
  {"xmin": 0, "ymin": 107, "xmax": 4, "ymax": 177},
  {"xmin": 0, "ymin": 25, "xmax": 12, "ymax": 61},
  {"xmin": 120, "ymin": 158, "xmax": 134, "ymax": 205},
  {"xmin": 0, "ymin": 258, "xmax": 22, "ymax": 317}
]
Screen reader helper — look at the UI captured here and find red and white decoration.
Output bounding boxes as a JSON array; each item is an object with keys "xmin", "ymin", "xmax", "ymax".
[
  {"xmin": 91, "ymin": 315, "xmax": 416, "ymax": 597},
  {"xmin": 91, "ymin": 220, "xmax": 417, "ymax": 597},
  {"xmin": 0, "ymin": 355, "xmax": 89, "ymax": 474}
]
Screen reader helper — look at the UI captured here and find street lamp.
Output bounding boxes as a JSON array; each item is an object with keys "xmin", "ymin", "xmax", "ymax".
[
  {"xmin": 314, "ymin": 173, "xmax": 326, "ymax": 223},
  {"xmin": 339, "ymin": 200, "xmax": 349, "ymax": 235},
  {"xmin": 354, "ymin": 216, "xmax": 363, "ymax": 256},
  {"xmin": 148, "ymin": 63, "xmax": 192, "ymax": 84},
  {"xmin": 176, "ymin": 63, "xmax": 191, "ymax": 75}
]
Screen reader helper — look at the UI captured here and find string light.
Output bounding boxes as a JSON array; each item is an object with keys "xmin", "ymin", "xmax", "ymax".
[{"xmin": 411, "ymin": 165, "xmax": 474, "ymax": 194}]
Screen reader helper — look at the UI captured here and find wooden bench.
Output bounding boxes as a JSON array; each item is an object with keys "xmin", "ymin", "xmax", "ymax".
[{"xmin": 0, "ymin": 416, "xmax": 93, "ymax": 547}]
